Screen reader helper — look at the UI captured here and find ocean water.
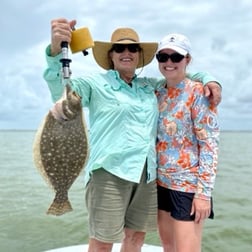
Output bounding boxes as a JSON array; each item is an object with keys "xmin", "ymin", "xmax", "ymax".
[{"xmin": 0, "ymin": 130, "xmax": 252, "ymax": 252}]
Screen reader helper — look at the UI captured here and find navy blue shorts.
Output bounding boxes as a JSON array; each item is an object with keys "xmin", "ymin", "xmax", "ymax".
[{"xmin": 157, "ymin": 185, "xmax": 214, "ymax": 221}]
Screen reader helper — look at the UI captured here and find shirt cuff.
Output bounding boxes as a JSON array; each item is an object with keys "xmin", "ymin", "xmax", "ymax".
[{"xmin": 45, "ymin": 45, "xmax": 62, "ymax": 70}]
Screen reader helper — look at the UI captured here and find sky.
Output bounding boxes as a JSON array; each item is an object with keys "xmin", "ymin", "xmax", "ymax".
[{"xmin": 1, "ymin": 0, "xmax": 252, "ymax": 131}]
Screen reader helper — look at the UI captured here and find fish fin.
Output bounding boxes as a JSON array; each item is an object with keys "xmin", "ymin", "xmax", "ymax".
[{"xmin": 46, "ymin": 200, "xmax": 73, "ymax": 216}]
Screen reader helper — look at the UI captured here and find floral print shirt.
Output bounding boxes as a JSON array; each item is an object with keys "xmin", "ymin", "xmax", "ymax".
[{"xmin": 156, "ymin": 78, "xmax": 220, "ymax": 200}]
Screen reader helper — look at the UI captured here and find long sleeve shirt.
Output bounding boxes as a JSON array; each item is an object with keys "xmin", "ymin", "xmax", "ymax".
[
  {"xmin": 43, "ymin": 46, "xmax": 220, "ymax": 186},
  {"xmin": 156, "ymin": 78, "xmax": 220, "ymax": 200}
]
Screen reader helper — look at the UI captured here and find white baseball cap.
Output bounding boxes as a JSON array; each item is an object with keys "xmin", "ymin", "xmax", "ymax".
[{"xmin": 157, "ymin": 33, "xmax": 191, "ymax": 56}]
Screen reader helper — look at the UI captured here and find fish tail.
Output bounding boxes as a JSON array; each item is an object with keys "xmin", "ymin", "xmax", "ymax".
[{"xmin": 46, "ymin": 199, "xmax": 73, "ymax": 216}]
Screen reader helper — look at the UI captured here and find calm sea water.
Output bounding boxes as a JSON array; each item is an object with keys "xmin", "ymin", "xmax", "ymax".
[{"xmin": 0, "ymin": 130, "xmax": 252, "ymax": 252}]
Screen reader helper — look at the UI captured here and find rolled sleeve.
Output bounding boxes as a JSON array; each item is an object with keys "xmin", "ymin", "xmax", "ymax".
[{"xmin": 187, "ymin": 71, "xmax": 221, "ymax": 88}]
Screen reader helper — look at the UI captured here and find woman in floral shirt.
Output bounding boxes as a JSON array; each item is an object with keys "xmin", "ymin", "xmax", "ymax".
[{"xmin": 155, "ymin": 33, "xmax": 220, "ymax": 252}]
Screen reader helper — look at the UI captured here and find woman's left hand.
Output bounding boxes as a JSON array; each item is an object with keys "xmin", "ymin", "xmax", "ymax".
[
  {"xmin": 204, "ymin": 81, "xmax": 222, "ymax": 106},
  {"xmin": 190, "ymin": 198, "xmax": 211, "ymax": 223}
]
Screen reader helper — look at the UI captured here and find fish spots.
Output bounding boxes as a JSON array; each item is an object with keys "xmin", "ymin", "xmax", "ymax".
[{"xmin": 33, "ymin": 85, "xmax": 89, "ymax": 216}]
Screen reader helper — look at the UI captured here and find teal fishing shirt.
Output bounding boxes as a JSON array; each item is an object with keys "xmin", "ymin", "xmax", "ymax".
[{"xmin": 43, "ymin": 46, "xmax": 219, "ymax": 186}]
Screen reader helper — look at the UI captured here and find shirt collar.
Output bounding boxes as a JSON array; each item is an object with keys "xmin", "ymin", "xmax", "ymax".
[
  {"xmin": 107, "ymin": 70, "xmax": 154, "ymax": 93},
  {"xmin": 108, "ymin": 70, "xmax": 137, "ymax": 91}
]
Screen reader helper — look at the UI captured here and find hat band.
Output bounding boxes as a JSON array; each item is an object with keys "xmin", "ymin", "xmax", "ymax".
[{"xmin": 115, "ymin": 38, "xmax": 138, "ymax": 42}]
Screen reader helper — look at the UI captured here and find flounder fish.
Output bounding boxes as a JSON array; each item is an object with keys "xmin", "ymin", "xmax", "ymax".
[{"xmin": 33, "ymin": 84, "xmax": 89, "ymax": 216}]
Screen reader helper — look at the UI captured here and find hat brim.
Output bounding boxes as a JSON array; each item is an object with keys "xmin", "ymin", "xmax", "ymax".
[
  {"xmin": 93, "ymin": 41, "xmax": 158, "ymax": 70},
  {"xmin": 157, "ymin": 44, "xmax": 188, "ymax": 56}
]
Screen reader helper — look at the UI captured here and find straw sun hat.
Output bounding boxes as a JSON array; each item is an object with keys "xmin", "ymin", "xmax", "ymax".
[{"xmin": 92, "ymin": 27, "xmax": 158, "ymax": 70}]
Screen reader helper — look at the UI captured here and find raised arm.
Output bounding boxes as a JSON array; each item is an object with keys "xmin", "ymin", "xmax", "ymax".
[{"xmin": 43, "ymin": 18, "xmax": 77, "ymax": 102}]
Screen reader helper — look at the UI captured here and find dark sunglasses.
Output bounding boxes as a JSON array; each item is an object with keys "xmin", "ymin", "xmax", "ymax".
[
  {"xmin": 111, "ymin": 44, "xmax": 141, "ymax": 53},
  {"xmin": 156, "ymin": 52, "xmax": 185, "ymax": 63}
]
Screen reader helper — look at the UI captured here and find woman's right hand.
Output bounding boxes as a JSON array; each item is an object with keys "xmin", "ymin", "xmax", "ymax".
[{"xmin": 50, "ymin": 18, "xmax": 77, "ymax": 56}]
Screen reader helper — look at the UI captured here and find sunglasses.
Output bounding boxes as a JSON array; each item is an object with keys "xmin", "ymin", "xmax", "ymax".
[
  {"xmin": 111, "ymin": 44, "xmax": 141, "ymax": 53},
  {"xmin": 156, "ymin": 52, "xmax": 185, "ymax": 63}
]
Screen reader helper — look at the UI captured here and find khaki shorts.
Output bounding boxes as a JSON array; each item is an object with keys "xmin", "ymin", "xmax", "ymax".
[{"xmin": 85, "ymin": 166, "xmax": 157, "ymax": 243}]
